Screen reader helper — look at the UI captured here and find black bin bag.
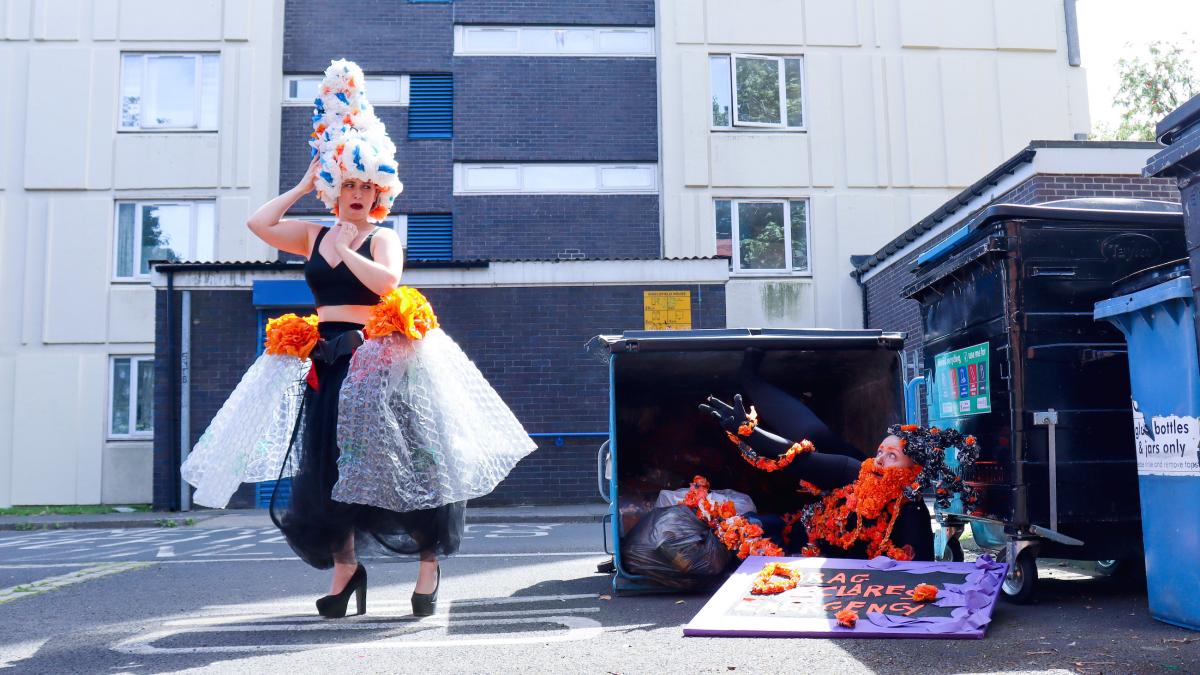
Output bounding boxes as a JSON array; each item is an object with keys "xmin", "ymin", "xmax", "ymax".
[{"xmin": 620, "ymin": 505, "xmax": 733, "ymax": 590}]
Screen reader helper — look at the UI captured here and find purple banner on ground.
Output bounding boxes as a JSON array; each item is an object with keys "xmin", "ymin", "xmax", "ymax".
[{"xmin": 683, "ymin": 555, "xmax": 1007, "ymax": 640}]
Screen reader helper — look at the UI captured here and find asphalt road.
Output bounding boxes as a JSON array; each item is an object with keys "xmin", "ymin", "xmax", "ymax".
[{"xmin": 0, "ymin": 521, "xmax": 1196, "ymax": 674}]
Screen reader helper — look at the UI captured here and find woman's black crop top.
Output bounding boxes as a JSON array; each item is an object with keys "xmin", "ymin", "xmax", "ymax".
[{"xmin": 304, "ymin": 227, "xmax": 382, "ymax": 307}]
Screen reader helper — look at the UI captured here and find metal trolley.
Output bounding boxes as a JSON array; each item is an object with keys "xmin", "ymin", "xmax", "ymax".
[
  {"xmin": 905, "ymin": 199, "xmax": 1185, "ymax": 603},
  {"xmin": 592, "ymin": 329, "xmax": 907, "ymax": 594}
]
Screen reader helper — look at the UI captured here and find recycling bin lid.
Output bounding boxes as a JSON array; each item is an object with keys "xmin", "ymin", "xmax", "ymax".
[
  {"xmin": 591, "ymin": 328, "xmax": 905, "ymax": 354},
  {"xmin": 914, "ymin": 199, "xmax": 1182, "ymax": 271},
  {"xmin": 1112, "ymin": 258, "xmax": 1190, "ymax": 297},
  {"xmin": 1155, "ymin": 94, "xmax": 1200, "ymax": 145}
]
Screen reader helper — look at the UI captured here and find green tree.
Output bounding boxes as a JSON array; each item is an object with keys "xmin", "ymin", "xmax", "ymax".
[{"xmin": 1107, "ymin": 40, "xmax": 1198, "ymax": 141}]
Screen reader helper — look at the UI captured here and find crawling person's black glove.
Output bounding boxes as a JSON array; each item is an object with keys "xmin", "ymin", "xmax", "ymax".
[{"xmin": 698, "ymin": 394, "xmax": 755, "ymax": 436}]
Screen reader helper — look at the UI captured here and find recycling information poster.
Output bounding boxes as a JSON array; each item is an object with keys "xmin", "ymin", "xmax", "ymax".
[{"xmin": 933, "ymin": 342, "xmax": 991, "ymax": 419}]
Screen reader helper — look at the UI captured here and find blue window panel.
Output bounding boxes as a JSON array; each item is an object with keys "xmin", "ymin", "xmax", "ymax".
[
  {"xmin": 409, "ymin": 74, "xmax": 453, "ymax": 139},
  {"xmin": 256, "ymin": 479, "xmax": 291, "ymax": 509},
  {"xmin": 253, "ymin": 279, "xmax": 314, "ymax": 307},
  {"xmin": 407, "ymin": 214, "xmax": 453, "ymax": 260}
]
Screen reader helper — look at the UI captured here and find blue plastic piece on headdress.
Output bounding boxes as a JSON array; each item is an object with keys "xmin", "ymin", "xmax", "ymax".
[
  {"xmin": 310, "ymin": 147, "xmax": 318, "ymax": 158},
  {"xmin": 319, "ymin": 171, "xmax": 334, "ymax": 184},
  {"xmin": 314, "ymin": 99, "xmax": 324, "ymax": 112},
  {"xmin": 335, "ymin": 92, "xmax": 349, "ymax": 105},
  {"xmin": 352, "ymin": 146, "xmax": 365, "ymax": 172},
  {"xmin": 378, "ymin": 164, "xmax": 396, "ymax": 174},
  {"xmin": 312, "ymin": 114, "xmax": 323, "ymax": 123}
]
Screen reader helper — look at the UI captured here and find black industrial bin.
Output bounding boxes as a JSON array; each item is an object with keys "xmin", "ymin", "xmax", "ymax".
[
  {"xmin": 1145, "ymin": 92, "xmax": 1200, "ymax": 357},
  {"xmin": 904, "ymin": 199, "xmax": 1185, "ymax": 602},
  {"xmin": 593, "ymin": 329, "xmax": 906, "ymax": 594}
]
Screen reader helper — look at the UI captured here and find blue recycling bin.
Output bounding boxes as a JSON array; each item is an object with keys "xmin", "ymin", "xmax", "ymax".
[{"xmin": 1095, "ymin": 264, "xmax": 1200, "ymax": 631}]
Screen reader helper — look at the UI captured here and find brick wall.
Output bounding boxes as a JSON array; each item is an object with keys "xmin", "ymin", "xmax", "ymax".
[
  {"xmin": 453, "ymin": 57, "xmax": 658, "ymax": 162},
  {"xmin": 453, "ymin": 194, "xmax": 660, "ymax": 260},
  {"xmin": 862, "ymin": 173, "xmax": 1180, "ymax": 377},
  {"xmin": 154, "ymin": 283, "xmax": 725, "ymax": 509},
  {"xmin": 283, "ymin": 0, "xmax": 452, "ymax": 73}
]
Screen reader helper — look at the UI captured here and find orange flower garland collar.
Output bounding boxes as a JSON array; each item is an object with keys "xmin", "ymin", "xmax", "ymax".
[
  {"xmin": 365, "ymin": 287, "xmax": 439, "ymax": 340},
  {"xmin": 684, "ymin": 476, "xmax": 784, "ymax": 560}
]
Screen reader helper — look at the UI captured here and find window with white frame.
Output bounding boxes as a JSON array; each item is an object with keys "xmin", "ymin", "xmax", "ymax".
[
  {"xmin": 715, "ymin": 199, "xmax": 810, "ymax": 274},
  {"xmin": 110, "ymin": 356, "xmax": 154, "ymax": 438},
  {"xmin": 120, "ymin": 53, "xmax": 220, "ymax": 130},
  {"xmin": 454, "ymin": 163, "xmax": 657, "ymax": 194},
  {"xmin": 283, "ymin": 75, "xmax": 408, "ymax": 105},
  {"xmin": 710, "ymin": 54, "xmax": 804, "ymax": 130},
  {"xmin": 454, "ymin": 26, "xmax": 654, "ymax": 56},
  {"xmin": 114, "ymin": 201, "xmax": 215, "ymax": 280}
]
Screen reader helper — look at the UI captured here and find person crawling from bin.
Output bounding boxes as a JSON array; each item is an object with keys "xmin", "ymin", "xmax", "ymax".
[{"xmin": 698, "ymin": 359, "xmax": 979, "ymax": 562}]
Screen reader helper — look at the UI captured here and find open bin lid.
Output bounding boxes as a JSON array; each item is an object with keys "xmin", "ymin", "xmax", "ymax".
[{"xmin": 593, "ymin": 328, "xmax": 905, "ymax": 354}]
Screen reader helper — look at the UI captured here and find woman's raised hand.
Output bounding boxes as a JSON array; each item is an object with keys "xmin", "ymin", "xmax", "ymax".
[{"xmin": 297, "ymin": 155, "xmax": 321, "ymax": 194}]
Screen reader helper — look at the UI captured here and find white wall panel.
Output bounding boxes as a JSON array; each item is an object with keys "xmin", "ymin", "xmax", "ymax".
[
  {"xmin": 901, "ymin": 54, "xmax": 948, "ymax": 187},
  {"xmin": 113, "ymin": 134, "xmax": 220, "ymax": 189},
  {"xmin": 726, "ymin": 278, "xmax": 816, "ymax": 328},
  {"xmin": 12, "ymin": 353, "xmax": 81, "ymax": 503},
  {"xmin": 680, "ymin": 51, "xmax": 711, "ymax": 187},
  {"xmin": 804, "ymin": 0, "xmax": 860, "ymax": 46},
  {"xmin": 217, "ymin": 196, "xmax": 250, "ymax": 260},
  {"xmin": 75, "ymin": 353, "xmax": 106, "ymax": 503},
  {"xmin": 711, "ymin": 133, "xmax": 810, "ymax": 187},
  {"xmin": 883, "ymin": 55, "xmax": 911, "ymax": 187},
  {"xmin": 805, "ymin": 53, "xmax": 840, "ymax": 188},
  {"xmin": 998, "ymin": 55, "xmax": 1072, "ymax": 152},
  {"xmin": 101, "ymin": 443, "xmax": 152, "ymax": 502},
  {"xmin": 3, "ymin": 0, "xmax": 32, "ymax": 40},
  {"xmin": 92, "ymin": 0, "xmax": 118, "ymax": 40},
  {"xmin": 940, "ymin": 54, "xmax": 1003, "ymax": 186},
  {"xmin": 995, "ymin": 0, "xmax": 1058, "ymax": 51},
  {"xmin": 841, "ymin": 54, "xmax": 884, "ymax": 187},
  {"xmin": 706, "ymin": 0, "xmax": 804, "ymax": 46},
  {"xmin": 107, "ymin": 286, "xmax": 154, "ymax": 343},
  {"xmin": 24, "ymin": 49, "xmax": 90, "ymax": 188},
  {"xmin": 44, "ymin": 198, "xmax": 109, "ymax": 343},
  {"xmin": 223, "ymin": 0, "xmax": 251, "ymax": 41},
  {"xmin": 88, "ymin": 48, "xmax": 118, "ymax": 189},
  {"xmin": 900, "ymin": 0, "xmax": 996, "ymax": 50},
  {"xmin": 33, "ymin": 0, "xmax": 81, "ymax": 40},
  {"xmin": 118, "ymin": 0, "xmax": 222, "ymax": 40},
  {"xmin": 0, "ymin": 358, "xmax": 13, "ymax": 507},
  {"xmin": 674, "ymin": 0, "xmax": 705, "ymax": 43}
]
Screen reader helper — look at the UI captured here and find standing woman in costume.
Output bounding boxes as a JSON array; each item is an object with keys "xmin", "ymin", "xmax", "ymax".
[{"xmin": 183, "ymin": 60, "xmax": 536, "ymax": 618}]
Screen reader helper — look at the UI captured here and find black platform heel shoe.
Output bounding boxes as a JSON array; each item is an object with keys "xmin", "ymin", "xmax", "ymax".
[
  {"xmin": 316, "ymin": 563, "xmax": 367, "ymax": 618},
  {"xmin": 411, "ymin": 566, "xmax": 440, "ymax": 617}
]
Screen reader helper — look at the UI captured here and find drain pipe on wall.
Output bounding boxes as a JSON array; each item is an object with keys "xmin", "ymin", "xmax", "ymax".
[
  {"xmin": 179, "ymin": 290, "xmax": 192, "ymax": 512},
  {"xmin": 1064, "ymin": 0, "xmax": 1081, "ymax": 67}
]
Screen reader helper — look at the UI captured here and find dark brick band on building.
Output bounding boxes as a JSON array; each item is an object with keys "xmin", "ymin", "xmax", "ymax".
[{"xmin": 153, "ymin": 283, "xmax": 725, "ymax": 510}]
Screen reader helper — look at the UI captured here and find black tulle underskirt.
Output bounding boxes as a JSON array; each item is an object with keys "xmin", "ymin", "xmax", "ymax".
[{"xmin": 270, "ymin": 321, "xmax": 465, "ymax": 570}]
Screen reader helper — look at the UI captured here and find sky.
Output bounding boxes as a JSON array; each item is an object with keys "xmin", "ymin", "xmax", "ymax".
[{"xmin": 1077, "ymin": 0, "xmax": 1200, "ymax": 131}]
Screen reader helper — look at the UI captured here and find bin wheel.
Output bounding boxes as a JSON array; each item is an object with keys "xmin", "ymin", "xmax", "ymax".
[
  {"xmin": 1095, "ymin": 557, "xmax": 1146, "ymax": 584},
  {"xmin": 935, "ymin": 536, "xmax": 964, "ymax": 563},
  {"xmin": 1001, "ymin": 550, "xmax": 1038, "ymax": 604}
]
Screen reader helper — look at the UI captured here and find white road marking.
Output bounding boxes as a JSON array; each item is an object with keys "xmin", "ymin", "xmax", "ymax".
[
  {"xmin": 113, "ymin": 591, "xmax": 614, "ymax": 654},
  {"xmin": 156, "ymin": 546, "xmax": 176, "ymax": 558},
  {"xmin": 0, "ymin": 552, "xmax": 606, "ymax": 567},
  {"xmin": 115, "ymin": 615, "xmax": 608, "ymax": 654},
  {"xmin": 0, "ymin": 562, "xmax": 150, "ymax": 604}
]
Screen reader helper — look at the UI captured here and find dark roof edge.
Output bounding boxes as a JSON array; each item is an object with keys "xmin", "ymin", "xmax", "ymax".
[{"xmin": 850, "ymin": 140, "xmax": 1166, "ymax": 279}]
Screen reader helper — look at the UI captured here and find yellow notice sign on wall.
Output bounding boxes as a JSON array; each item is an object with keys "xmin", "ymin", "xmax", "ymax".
[{"xmin": 644, "ymin": 290, "xmax": 692, "ymax": 330}]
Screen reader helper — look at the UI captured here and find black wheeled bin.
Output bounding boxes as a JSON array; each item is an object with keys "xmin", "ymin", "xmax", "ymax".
[
  {"xmin": 593, "ymin": 329, "xmax": 907, "ymax": 594},
  {"xmin": 904, "ymin": 199, "xmax": 1185, "ymax": 603}
]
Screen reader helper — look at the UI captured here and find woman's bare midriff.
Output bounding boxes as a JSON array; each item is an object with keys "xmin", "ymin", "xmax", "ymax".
[{"xmin": 316, "ymin": 305, "xmax": 375, "ymax": 325}]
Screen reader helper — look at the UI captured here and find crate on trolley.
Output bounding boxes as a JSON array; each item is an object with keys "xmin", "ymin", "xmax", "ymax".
[{"xmin": 592, "ymin": 328, "xmax": 909, "ymax": 594}]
